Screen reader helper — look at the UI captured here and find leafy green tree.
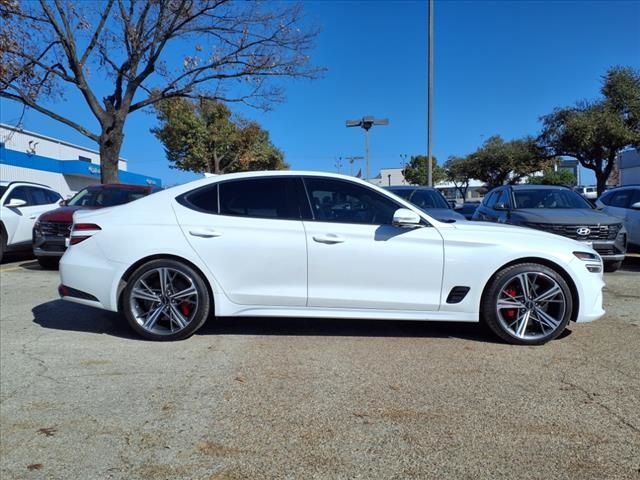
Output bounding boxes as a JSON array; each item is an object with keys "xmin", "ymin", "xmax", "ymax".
[
  {"xmin": 0, "ymin": 1, "xmax": 320, "ymax": 183},
  {"xmin": 402, "ymin": 155, "xmax": 446, "ymax": 185},
  {"xmin": 444, "ymin": 156, "xmax": 476, "ymax": 199},
  {"xmin": 527, "ymin": 168, "xmax": 576, "ymax": 186},
  {"xmin": 538, "ymin": 66, "xmax": 640, "ymax": 196},
  {"xmin": 152, "ymin": 98, "xmax": 287, "ymax": 174},
  {"xmin": 467, "ymin": 135, "xmax": 551, "ymax": 189}
]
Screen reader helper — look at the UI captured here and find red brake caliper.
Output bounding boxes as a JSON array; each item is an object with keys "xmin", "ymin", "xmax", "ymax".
[
  {"xmin": 504, "ymin": 287, "xmax": 517, "ymax": 319},
  {"xmin": 180, "ymin": 302, "xmax": 191, "ymax": 316}
]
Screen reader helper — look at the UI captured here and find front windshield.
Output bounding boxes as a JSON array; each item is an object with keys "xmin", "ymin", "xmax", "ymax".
[
  {"xmin": 513, "ymin": 189, "xmax": 593, "ymax": 209},
  {"xmin": 67, "ymin": 187, "xmax": 147, "ymax": 207},
  {"xmin": 409, "ymin": 189, "xmax": 450, "ymax": 209}
]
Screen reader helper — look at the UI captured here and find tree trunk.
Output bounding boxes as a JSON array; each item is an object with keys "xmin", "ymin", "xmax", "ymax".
[
  {"xmin": 99, "ymin": 117, "xmax": 125, "ymax": 184},
  {"xmin": 595, "ymin": 171, "xmax": 608, "ymax": 198}
]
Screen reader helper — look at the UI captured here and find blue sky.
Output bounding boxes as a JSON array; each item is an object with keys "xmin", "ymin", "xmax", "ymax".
[{"xmin": 2, "ymin": 0, "xmax": 639, "ymax": 186}]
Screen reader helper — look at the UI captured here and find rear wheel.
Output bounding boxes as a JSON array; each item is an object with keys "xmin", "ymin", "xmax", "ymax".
[
  {"xmin": 37, "ymin": 256, "xmax": 60, "ymax": 269},
  {"xmin": 481, "ymin": 263, "xmax": 573, "ymax": 345},
  {"xmin": 123, "ymin": 259, "xmax": 211, "ymax": 341}
]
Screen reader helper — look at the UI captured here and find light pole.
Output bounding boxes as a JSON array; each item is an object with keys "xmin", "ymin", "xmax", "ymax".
[
  {"xmin": 335, "ymin": 156, "xmax": 343, "ymax": 173},
  {"xmin": 344, "ymin": 155, "xmax": 364, "ymax": 176},
  {"xmin": 427, "ymin": 0, "xmax": 434, "ymax": 187},
  {"xmin": 346, "ymin": 116, "xmax": 389, "ymax": 181}
]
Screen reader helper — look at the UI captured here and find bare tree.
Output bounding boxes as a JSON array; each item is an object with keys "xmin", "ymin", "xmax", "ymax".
[{"xmin": 0, "ymin": 0, "xmax": 322, "ymax": 183}]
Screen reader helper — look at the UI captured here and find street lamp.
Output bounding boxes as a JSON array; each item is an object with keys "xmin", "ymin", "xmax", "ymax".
[{"xmin": 346, "ymin": 116, "xmax": 389, "ymax": 181}]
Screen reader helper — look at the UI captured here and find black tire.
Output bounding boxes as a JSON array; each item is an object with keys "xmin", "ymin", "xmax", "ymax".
[
  {"xmin": 481, "ymin": 263, "xmax": 573, "ymax": 346},
  {"xmin": 37, "ymin": 256, "xmax": 60, "ymax": 269},
  {"xmin": 603, "ymin": 260, "xmax": 623, "ymax": 273},
  {"xmin": 122, "ymin": 259, "xmax": 211, "ymax": 341},
  {"xmin": 0, "ymin": 228, "xmax": 5, "ymax": 264}
]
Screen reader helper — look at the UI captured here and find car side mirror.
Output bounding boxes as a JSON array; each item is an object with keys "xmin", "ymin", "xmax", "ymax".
[
  {"xmin": 494, "ymin": 202, "xmax": 509, "ymax": 210},
  {"xmin": 59, "ymin": 199, "xmax": 67, "ymax": 206},
  {"xmin": 631, "ymin": 201, "xmax": 640, "ymax": 210},
  {"xmin": 448, "ymin": 200, "xmax": 456, "ymax": 209},
  {"xmin": 392, "ymin": 208, "xmax": 422, "ymax": 228},
  {"xmin": 6, "ymin": 198, "xmax": 27, "ymax": 208}
]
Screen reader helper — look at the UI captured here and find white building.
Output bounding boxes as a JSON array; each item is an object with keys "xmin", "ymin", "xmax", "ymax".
[
  {"xmin": 368, "ymin": 167, "xmax": 486, "ymax": 202},
  {"xmin": 0, "ymin": 124, "xmax": 161, "ymax": 198}
]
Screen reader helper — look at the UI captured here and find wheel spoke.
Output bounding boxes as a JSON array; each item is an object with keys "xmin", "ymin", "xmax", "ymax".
[
  {"xmin": 143, "ymin": 305, "xmax": 165, "ymax": 330},
  {"xmin": 533, "ymin": 307, "xmax": 561, "ymax": 331},
  {"xmin": 515, "ymin": 310, "xmax": 531, "ymax": 338},
  {"xmin": 498, "ymin": 298, "xmax": 525, "ymax": 309},
  {"xmin": 168, "ymin": 304, "xmax": 188, "ymax": 330},
  {"xmin": 516, "ymin": 273, "xmax": 533, "ymax": 301},
  {"xmin": 170, "ymin": 284, "xmax": 197, "ymax": 301},
  {"xmin": 534, "ymin": 284, "xmax": 562, "ymax": 304},
  {"xmin": 132, "ymin": 288, "xmax": 160, "ymax": 303},
  {"xmin": 158, "ymin": 268, "xmax": 169, "ymax": 296}
]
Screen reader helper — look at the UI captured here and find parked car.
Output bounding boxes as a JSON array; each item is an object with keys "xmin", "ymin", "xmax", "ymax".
[
  {"xmin": 472, "ymin": 184, "xmax": 627, "ymax": 272},
  {"xmin": 33, "ymin": 183, "xmax": 159, "ymax": 268},
  {"xmin": 596, "ymin": 185, "xmax": 640, "ymax": 250},
  {"xmin": 455, "ymin": 201, "xmax": 481, "ymax": 220},
  {"xmin": 0, "ymin": 181, "xmax": 62, "ymax": 263},
  {"xmin": 385, "ymin": 186, "xmax": 466, "ymax": 222},
  {"xmin": 59, "ymin": 171, "xmax": 605, "ymax": 345},
  {"xmin": 573, "ymin": 185, "xmax": 598, "ymax": 200}
]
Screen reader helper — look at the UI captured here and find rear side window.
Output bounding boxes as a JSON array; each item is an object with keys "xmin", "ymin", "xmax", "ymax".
[
  {"xmin": 219, "ymin": 178, "xmax": 303, "ymax": 220},
  {"xmin": 183, "ymin": 185, "xmax": 219, "ymax": 213},
  {"xmin": 607, "ymin": 190, "xmax": 634, "ymax": 208},
  {"xmin": 29, "ymin": 187, "xmax": 59, "ymax": 205}
]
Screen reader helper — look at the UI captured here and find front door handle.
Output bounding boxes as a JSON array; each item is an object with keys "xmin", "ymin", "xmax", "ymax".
[
  {"xmin": 312, "ymin": 234, "xmax": 345, "ymax": 244},
  {"xmin": 29, "ymin": 215, "xmax": 37, "ymax": 220},
  {"xmin": 189, "ymin": 228, "xmax": 223, "ymax": 238}
]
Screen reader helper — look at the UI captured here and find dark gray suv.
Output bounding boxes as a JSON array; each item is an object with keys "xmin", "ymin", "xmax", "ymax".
[{"xmin": 472, "ymin": 185, "xmax": 627, "ymax": 271}]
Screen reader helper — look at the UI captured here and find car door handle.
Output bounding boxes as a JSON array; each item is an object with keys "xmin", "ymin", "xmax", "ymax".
[
  {"xmin": 312, "ymin": 234, "xmax": 345, "ymax": 244},
  {"xmin": 29, "ymin": 215, "xmax": 37, "ymax": 220},
  {"xmin": 189, "ymin": 228, "xmax": 223, "ymax": 238}
]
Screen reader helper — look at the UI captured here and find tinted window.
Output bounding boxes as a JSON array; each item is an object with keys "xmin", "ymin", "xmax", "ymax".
[
  {"xmin": 6, "ymin": 186, "xmax": 31, "ymax": 205},
  {"xmin": 219, "ymin": 177, "xmax": 304, "ymax": 220},
  {"xmin": 184, "ymin": 185, "xmax": 219, "ymax": 213},
  {"xmin": 28, "ymin": 188, "xmax": 50, "ymax": 205},
  {"xmin": 484, "ymin": 190, "xmax": 501, "ymax": 208},
  {"xmin": 67, "ymin": 187, "xmax": 149, "ymax": 207},
  {"xmin": 513, "ymin": 189, "xmax": 592, "ymax": 209},
  {"xmin": 304, "ymin": 177, "xmax": 400, "ymax": 225},
  {"xmin": 607, "ymin": 190, "xmax": 634, "ymax": 208},
  {"xmin": 495, "ymin": 189, "xmax": 511, "ymax": 207},
  {"xmin": 632, "ymin": 188, "xmax": 640, "ymax": 205},
  {"xmin": 46, "ymin": 190, "xmax": 62, "ymax": 204},
  {"xmin": 0, "ymin": 186, "xmax": 7, "ymax": 199},
  {"xmin": 409, "ymin": 189, "xmax": 449, "ymax": 209}
]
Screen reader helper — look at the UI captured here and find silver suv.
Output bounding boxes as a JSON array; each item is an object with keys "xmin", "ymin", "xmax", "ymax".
[
  {"xmin": 596, "ymin": 185, "xmax": 640, "ymax": 250},
  {"xmin": 0, "ymin": 181, "xmax": 62, "ymax": 263}
]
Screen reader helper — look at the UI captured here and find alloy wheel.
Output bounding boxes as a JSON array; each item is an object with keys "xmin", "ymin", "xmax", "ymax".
[
  {"xmin": 495, "ymin": 271, "xmax": 567, "ymax": 341},
  {"xmin": 129, "ymin": 267, "xmax": 200, "ymax": 336}
]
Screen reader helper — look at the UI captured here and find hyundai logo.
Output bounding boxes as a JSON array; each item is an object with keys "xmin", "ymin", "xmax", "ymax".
[{"xmin": 576, "ymin": 227, "xmax": 591, "ymax": 236}]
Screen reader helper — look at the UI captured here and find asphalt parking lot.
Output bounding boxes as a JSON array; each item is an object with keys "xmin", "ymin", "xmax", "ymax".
[{"xmin": 1, "ymin": 255, "xmax": 639, "ymax": 480}]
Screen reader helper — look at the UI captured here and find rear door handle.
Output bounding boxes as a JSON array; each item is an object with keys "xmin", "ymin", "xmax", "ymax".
[
  {"xmin": 189, "ymin": 228, "xmax": 223, "ymax": 238},
  {"xmin": 312, "ymin": 234, "xmax": 345, "ymax": 244}
]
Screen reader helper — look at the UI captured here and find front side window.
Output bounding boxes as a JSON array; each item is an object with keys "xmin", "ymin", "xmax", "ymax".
[
  {"xmin": 484, "ymin": 190, "xmax": 501, "ymax": 208},
  {"xmin": 304, "ymin": 177, "xmax": 401, "ymax": 225},
  {"xmin": 495, "ymin": 189, "xmax": 511, "ymax": 208},
  {"xmin": 607, "ymin": 190, "xmax": 634, "ymax": 208},
  {"xmin": 28, "ymin": 187, "xmax": 51, "ymax": 205},
  {"xmin": 5, "ymin": 186, "xmax": 31, "ymax": 205},
  {"xmin": 218, "ymin": 177, "xmax": 306, "ymax": 220},
  {"xmin": 387, "ymin": 188, "xmax": 414, "ymax": 200}
]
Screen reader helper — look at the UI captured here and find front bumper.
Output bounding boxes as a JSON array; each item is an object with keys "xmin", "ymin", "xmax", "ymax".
[{"xmin": 580, "ymin": 238, "xmax": 626, "ymax": 262}]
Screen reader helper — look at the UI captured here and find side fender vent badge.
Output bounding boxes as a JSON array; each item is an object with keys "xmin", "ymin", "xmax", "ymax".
[{"xmin": 447, "ymin": 286, "xmax": 470, "ymax": 304}]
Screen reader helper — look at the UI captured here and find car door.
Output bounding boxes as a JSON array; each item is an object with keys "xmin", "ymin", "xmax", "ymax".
[
  {"xmin": 494, "ymin": 188, "xmax": 512, "ymax": 223},
  {"xmin": 173, "ymin": 176, "xmax": 309, "ymax": 307},
  {"xmin": 302, "ymin": 177, "xmax": 444, "ymax": 311},
  {"xmin": 3, "ymin": 186, "xmax": 48, "ymax": 245},
  {"xmin": 625, "ymin": 188, "xmax": 640, "ymax": 246},
  {"xmin": 475, "ymin": 190, "xmax": 500, "ymax": 222}
]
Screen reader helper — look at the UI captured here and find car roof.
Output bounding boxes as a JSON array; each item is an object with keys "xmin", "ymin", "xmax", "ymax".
[
  {"xmin": 85, "ymin": 183, "xmax": 155, "ymax": 190},
  {"xmin": 387, "ymin": 185, "xmax": 438, "ymax": 191},
  {"xmin": 603, "ymin": 185, "xmax": 640, "ymax": 191},
  {"xmin": 510, "ymin": 184, "xmax": 572, "ymax": 191}
]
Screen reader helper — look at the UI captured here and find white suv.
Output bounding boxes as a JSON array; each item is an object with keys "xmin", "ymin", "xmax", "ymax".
[{"xmin": 0, "ymin": 181, "xmax": 62, "ymax": 262}]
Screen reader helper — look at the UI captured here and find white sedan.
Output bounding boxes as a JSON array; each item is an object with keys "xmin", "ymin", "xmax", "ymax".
[{"xmin": 59, "ymin": 171, "xmax": 605, "ymax": 345}]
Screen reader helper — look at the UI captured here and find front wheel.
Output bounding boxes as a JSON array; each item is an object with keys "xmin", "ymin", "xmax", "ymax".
[
  {"xmin": 122, "ymin": 259, "xmax": 211, "ymax": 341},
  {"xmin": 481, "ymin": 263, "xmax": 573, "ymax": 345}
]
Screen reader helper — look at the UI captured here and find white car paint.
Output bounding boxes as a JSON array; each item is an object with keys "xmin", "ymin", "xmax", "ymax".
[
  {"xmin": 59, "ymin": 171, "xmax": 605, "ymax": 328},
  {"xmin": 0, "ymin": 181, "xmax": 62, "ymax": 250}
]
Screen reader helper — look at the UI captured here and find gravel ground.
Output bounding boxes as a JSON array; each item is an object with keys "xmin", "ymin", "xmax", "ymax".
[{"xmin": 1, "ymin": 255, "xmax": 639, "ymax": 480}]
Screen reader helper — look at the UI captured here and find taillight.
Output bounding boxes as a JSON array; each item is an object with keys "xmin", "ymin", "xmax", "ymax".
[{"xmin": 70, "ymin": 223, "xmax": 101, "ymax": 245}]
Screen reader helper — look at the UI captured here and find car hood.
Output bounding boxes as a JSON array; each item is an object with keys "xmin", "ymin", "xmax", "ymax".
[
  {"xmin": 423, "ymin": 208, "xmax": 466, "ymax": 222},
  {"xmin": 511, "ymin": 209, "xmax": 621, "ymax": 225},
  {"xmin": 38, "ymin": 206, "xmax": 95, "ymax": 222}
]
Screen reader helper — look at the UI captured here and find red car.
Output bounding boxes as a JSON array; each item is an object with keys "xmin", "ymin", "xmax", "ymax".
[{"xmin": 33, "ymin": 184, "xmax": 159, "ymax": 268}]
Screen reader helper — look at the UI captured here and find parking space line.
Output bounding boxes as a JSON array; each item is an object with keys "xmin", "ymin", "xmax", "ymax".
[{"xmin": 0, "ymin": 267, "xmax": 23, "ymax": 273}]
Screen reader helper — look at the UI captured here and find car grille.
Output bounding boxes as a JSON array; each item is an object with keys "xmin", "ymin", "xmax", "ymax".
[
  {"xmin": 40, "ymin": 221, "xmax": 72, "ymax": 238},
  {"xmin": 524, "ymin": 223, "xmax": 622, "ymax": 241},
  {"xmin": 593, "ymin": 245, "xmax": 616, "ymax": 256}
]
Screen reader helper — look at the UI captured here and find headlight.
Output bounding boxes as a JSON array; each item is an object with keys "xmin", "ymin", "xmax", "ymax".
[{"xmin": 573, "ymin": 251, "xmax": 600, "ymax": 261}]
